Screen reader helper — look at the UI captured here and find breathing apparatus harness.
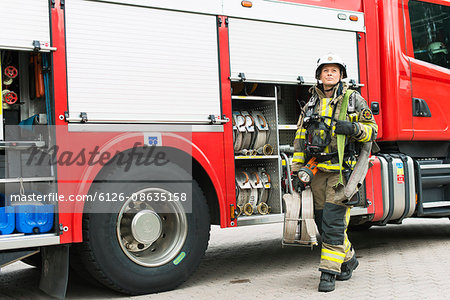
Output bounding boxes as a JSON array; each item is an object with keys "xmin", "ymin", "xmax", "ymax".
[
  {"xmin": 302, "ymin": 94, "xmax": 338, "ymax": 163},
  {"xmin": 301, "ymin": 83, "xmax": 358, "ymax": 174}
]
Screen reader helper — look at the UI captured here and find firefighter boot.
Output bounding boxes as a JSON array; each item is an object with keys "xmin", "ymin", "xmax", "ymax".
[
  {"xmin": 318, "ymin": 271, "xmax": 335, "ymax": 292},
  {"xmin": 336, "ymin": 255, "xmax": 359, "ymax": 281}
]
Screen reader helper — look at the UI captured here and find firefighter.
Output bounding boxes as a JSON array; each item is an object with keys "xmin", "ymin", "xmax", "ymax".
[{"xmin": 291, "ymin": 54, "xmax": 378, "ymax": 292}]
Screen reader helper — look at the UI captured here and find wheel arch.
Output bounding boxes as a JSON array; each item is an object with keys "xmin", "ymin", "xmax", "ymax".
[
  {"xmin": 91, "ymin": 146, "xmax": 221, "ymax": 225},
  {"xmin": 72, "ymin": 144, "xmax": 224, "ymax": 242}
]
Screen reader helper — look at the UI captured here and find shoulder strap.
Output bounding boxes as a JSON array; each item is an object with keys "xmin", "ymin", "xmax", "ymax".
[
  {"xmin": 347, "ymin": 89, "xmax": 356, "ymax": 113},
  {"xmin": 336, "ymin": 89, "xmax": 354, "ymax": 185},
  {"xmin": 303, "ymin": 94, "xmax": 318, "ymax": 122},
  {"xmin": 338, "ymin": 89, "xmax": 354, "ymax": 121}
]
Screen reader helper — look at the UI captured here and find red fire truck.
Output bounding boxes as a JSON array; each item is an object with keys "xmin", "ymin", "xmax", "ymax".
[{"xmin": 0, "ymin": 0, "xmax": 449, "ymax": 297}]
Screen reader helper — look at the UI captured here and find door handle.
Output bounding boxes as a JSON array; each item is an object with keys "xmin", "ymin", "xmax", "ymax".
[
  {"xmin": 412, "ymin": 98, "xmax": 431, "ymax": 117},
  {"xmin": 371, "ymin": 102, "xmax": 380, "ymax": 115}
]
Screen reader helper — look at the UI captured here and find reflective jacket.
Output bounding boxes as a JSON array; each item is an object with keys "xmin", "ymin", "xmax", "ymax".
[{"xmin": 291, "ymin": 83, "xmax": 378, "ymax": 173}]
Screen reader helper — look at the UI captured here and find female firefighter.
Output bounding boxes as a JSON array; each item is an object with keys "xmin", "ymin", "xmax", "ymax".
[{"xmin": 291, "ymin": 54, "xmax": 378, "ymax": 292}]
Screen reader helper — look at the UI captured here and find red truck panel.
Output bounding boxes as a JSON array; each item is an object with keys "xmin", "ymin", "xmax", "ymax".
[
  {"xmin": 218, "ymin": 16, "xmax": 237, "ymax": 228},
  {"xmin": 362, "ymin": 0, "xmax": 383, "ymax": 139},
  {"xmin": 403, "ymin": 0, "xmax": 450, "ymax": 141},
  {"xmin": 366, "ymin": 157, "xmax": 384, "ymax": 221},
  {"xmin": 377, "ymin": 0, "xmax": 414, "ymax": 142},
  {"xmin": 51, "ymin": 0, "xmax": 74, "ymax": 244},
  {"xmin": 280, "ymin": 0, "xmax": 363, "ymax": 11}
]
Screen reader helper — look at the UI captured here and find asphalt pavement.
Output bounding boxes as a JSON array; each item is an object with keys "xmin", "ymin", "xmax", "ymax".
[{"xmin": 1, "ymin": 217, "xmax": 450, "ymax": 299}]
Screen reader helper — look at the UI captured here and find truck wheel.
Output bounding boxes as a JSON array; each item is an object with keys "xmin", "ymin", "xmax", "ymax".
[
  {"xmin": 349, "ymin": 223, "xmax": 373, "ymax": 231},
  {"xmin": 77, "ymin": 162, "xmax": 210, "ymax": 295}
]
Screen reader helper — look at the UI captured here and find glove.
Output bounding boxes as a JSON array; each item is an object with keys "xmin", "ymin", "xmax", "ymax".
[
  {"xmin": 335, "ymin": 120, "xmax": 357, "ymax": 136},
  {"xmin": 292, "ymin": 174, "xmax": 306, "ymax": 193}
]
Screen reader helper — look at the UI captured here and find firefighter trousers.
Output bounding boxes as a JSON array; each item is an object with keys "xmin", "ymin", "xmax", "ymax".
[{"xmin": 310, "ymin": 170, "xmax": 355, "ymax": 275}]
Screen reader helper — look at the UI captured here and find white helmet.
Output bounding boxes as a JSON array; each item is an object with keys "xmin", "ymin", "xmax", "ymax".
[
  {"xmin": 428, "ymin": 42, "xmax": 448, "ymax": 56},
  {"xmin": 315, "ymin": 53, "xmax": 347, "ymax": 79}
]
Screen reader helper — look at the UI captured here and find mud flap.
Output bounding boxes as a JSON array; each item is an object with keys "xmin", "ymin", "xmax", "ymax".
[{"xmin": 39, "ymin": 245, "xmax": 70, "ymax": 300}]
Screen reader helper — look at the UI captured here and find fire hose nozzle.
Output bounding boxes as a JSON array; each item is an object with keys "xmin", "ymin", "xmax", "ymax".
[
  {"xmin": 243, "ymin": 203, "xmax": 254, "ymax": 216},
  {"xmin": 257, "ymin": 202, "xmax": 270, "ymax": 215},
  {"xmin": 236, "ymin": 205, "xmax": 243, "ymax": 217},
  {"xmin": 256, "ymin": 144, "xmax": 274, "ymax": 156},
  {"xmin": 238, "ymin": 149, "xmax": 252, "ymax": 156},
  {"xmin": 279, "ymin": 145, "xmax": 295, "ymax": 154}
]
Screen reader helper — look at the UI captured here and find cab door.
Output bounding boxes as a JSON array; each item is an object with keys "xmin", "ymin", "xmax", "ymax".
[{"xmin": 404, "ymin": 0, "xmax": 450, "ymax": 140}]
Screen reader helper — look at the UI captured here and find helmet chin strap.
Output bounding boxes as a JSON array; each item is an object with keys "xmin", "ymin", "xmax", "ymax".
[{"xmin": 322, "ymin": 80, "xmax": 341, "ymax": 92}]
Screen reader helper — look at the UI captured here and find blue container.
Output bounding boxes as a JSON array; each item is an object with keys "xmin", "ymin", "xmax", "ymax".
[
  {"xmin": 0, "ymin": 206, "xmax": 15, "ymax": 235},
  {"xmin": 15, "ymin": 205, "xmax": 54, "ymax": 234}
]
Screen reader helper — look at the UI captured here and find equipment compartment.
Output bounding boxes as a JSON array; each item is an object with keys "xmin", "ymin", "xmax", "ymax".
[
  {"xmin": 232, "ymin": 80, "xmax": 283, "ymax": 225},
  {"xmin": 0, "ymin": 50, "xmax": 57, "ymax": 237},
  {"xmin": 1, "ymin": 51, "xmax": 52, "ymax": 132},
  {"xmin": 231, "ymin": 79, "xmax": 319, "ymax": 226}
]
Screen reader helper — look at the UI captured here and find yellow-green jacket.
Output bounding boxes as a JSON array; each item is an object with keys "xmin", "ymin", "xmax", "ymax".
[{"xmin": 291, "ymin": 83, "xmax": 378, "ymax": 173}]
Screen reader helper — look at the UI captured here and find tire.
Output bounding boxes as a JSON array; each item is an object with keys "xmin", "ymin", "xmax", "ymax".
[
  {"xmin": 349, "ymin": 223, "xmax": 373, "ymax": 231},
  {"xmin": 76, "ymin": 161, "xmax": 210, "ymax": 295},
  {"xmin": 69, "ymin": 245, "xmax": 104, "ymax": 288}
]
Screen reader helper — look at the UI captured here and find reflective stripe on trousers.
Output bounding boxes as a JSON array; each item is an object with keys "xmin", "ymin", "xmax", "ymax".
[
  {"xmin": 319, "ymin": 204, "xmax": 354, "ymax": 274},
  {"xmin": 311, "ymin": 172, "xmax": 355, "ymax": 274}
]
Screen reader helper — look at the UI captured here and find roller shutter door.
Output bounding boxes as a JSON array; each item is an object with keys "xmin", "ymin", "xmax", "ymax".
[
  {"xmin": 65, "ymin": 0, "xmax": 221, "ymax": 123},
  {"xmin": 0, "ymin": 0, "xmax": 51, "ymax": 51},
  {"xmin": 228, "ymin": 18, "xmax": 360, "ymax": 84}
]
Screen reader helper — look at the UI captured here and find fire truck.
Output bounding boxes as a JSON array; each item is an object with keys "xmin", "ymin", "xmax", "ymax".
[{"xmin": 0, "ymin": 0, "xmax": 449, "ymax": 297}]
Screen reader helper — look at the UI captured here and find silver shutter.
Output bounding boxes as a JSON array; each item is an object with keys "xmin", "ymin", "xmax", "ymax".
[
  {"xmin": 90, "ymin": 0, "xmax": 222, "ymax": 15},
  {"xmin": 0, "ymin": 0, "xmax": 52, "ymax": 51},
  {"xmin": 223, "ymin": 0, "xmax": 365, "ymax": 33},
  {"xmin": 228, "ymin": 18, "xmax": 360, "ymax": 84},
  {"xmin": 65, "ymin": 0, "xmax": 221, "ymax": 123}
]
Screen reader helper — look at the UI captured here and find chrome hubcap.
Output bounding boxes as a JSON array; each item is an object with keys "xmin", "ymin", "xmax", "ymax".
[
  {"xmin": 116, "ymin": 188, "xmax": 188, "ymax": 267},
  {"xmin": 131, "ymin": 210, "xmax": 162, "ymax": 245}
]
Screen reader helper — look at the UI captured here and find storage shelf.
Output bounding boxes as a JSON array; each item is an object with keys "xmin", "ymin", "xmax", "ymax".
[
  {"xmin": 237, "ymin": 213, "xmax": 284, "ymax": 226},
  {"xmin": 235, "ymin": 155, "xmax": 278, "ymax": 160},
  {"xmin": 233, "ymin": 84, "xmax": 283, "ymax": 226},
  {"xmin": 0, "ymin": 177, "xmax": 55, "ymax": 183},
  {"xmin": 229, "ymin": 77, "xmax": 315, "ymax": 86},
  {"xmin": 232, "ymin": 95, "xmax": 276, "ymax": 101},
  {"xmin": 278, "ymin": 124, "xmax": 297, "ymax": 130},
  {"xmin": 0, "ymin": 141, "xmax": 45, "ymax": 149}
]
